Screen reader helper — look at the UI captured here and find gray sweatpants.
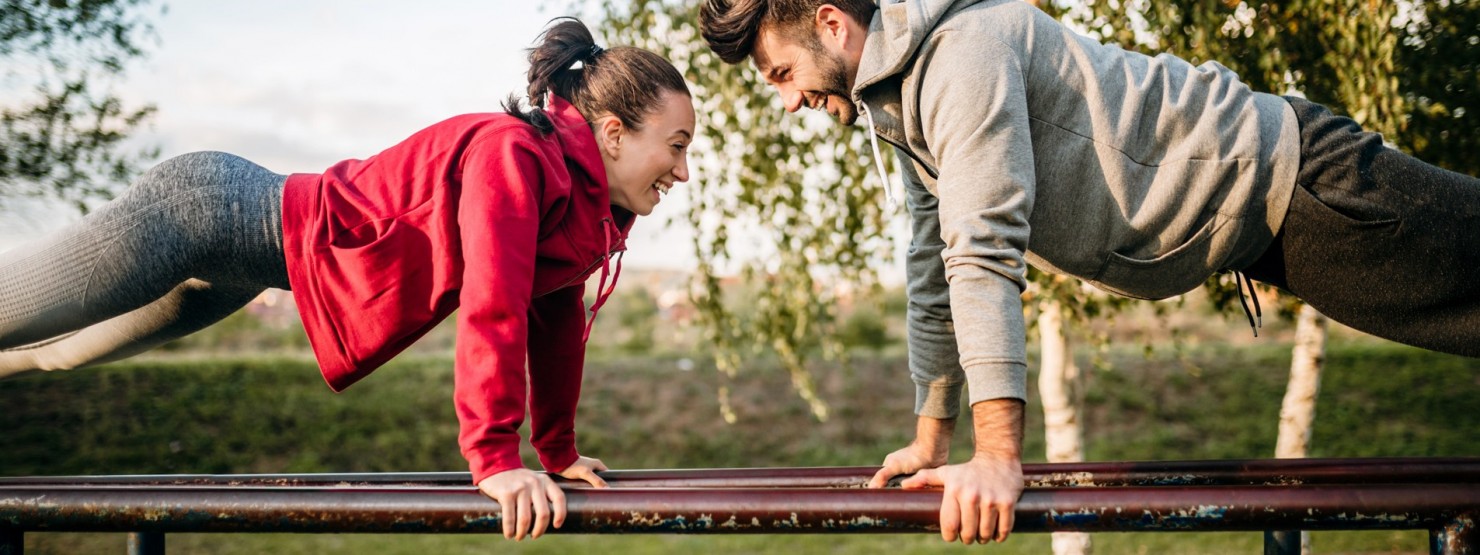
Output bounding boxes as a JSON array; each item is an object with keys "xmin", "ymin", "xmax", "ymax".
[
  {"xmin": 1243, "ymin": 97, "xmax": 1480, "ymax": 356},
  {"xmin": 0, "ymin": 151, "xmax": 289, "ymax": 377}
]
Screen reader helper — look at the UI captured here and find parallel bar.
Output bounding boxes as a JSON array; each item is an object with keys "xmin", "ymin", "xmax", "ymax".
[
  {"xmin": 1264, "ymin": 530, "xmax": 1300, "ymax": 555},
  {"xmin": 0, "ymin": 530, "xmax": 19, "ymax": 555},
  {"xmin": 4, "ymin": 457, "xmax": 1475, "ymax": 489},
  {"xmin": 127, "ymin": 532, "xmax": 164, "ymax": 555},
  {"xmin": 2, "ymin": 484, "xmax": 1477, "ymax": 534}
]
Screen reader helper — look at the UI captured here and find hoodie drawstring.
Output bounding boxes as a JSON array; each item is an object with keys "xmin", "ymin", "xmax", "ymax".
[
  {"xmin": 1234, "ymin": 271, "xmax": 1263, "ymax": 337},
  {"xmin": 860, "ymin": 103, "xmax": 899, "ymax": 210},
  {"xmin": 582, "ymin": 218, "xmax": 624, "ymax": 343}
]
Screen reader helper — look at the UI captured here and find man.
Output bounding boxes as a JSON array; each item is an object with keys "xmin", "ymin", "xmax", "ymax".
[{"xmin": 699, "ymin": 0, "xmax": 1480, "ymax": 546}]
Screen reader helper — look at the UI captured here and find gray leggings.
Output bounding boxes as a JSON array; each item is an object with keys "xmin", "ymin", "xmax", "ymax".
[{"xmin": 0, "ymin": 151, "xmax": 289, "ymax": 377}]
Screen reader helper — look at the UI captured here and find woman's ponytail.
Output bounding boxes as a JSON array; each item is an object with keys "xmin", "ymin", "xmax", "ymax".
[{"xmin": 503, "ymin": 17, "xmax": 689, "ymax": 135}]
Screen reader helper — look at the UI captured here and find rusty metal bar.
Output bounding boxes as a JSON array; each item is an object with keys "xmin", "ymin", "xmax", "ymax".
[
  {"xmin": 2, "ymin": 483, "xmax": 1477, "ymax": 534},
  {"xmin": 4, "ymin": 457, "xmax": 1475, "ymax": 489}
]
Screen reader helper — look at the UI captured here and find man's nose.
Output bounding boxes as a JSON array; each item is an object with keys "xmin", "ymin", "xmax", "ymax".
[{"xmin": 780, "ymin": 86, "xmax": 804, "ymax": 113}]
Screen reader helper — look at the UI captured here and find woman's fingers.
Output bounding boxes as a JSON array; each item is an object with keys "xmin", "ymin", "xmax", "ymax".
[
  {"xmin": 545, "ymin": 476, "xmax": 569, "ymax": 529},
  {"xmin": 531, "ymin": 483, "xmax": 552, "ymax": 539}
]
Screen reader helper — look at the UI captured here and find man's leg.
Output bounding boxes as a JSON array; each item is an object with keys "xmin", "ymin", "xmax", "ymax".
[{"xmin": 1244, "ymin": 97, "xmax": 1480, "ymax": 357}]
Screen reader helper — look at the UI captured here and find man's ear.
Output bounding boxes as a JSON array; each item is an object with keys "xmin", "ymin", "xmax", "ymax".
[
  {"xmin": 815, "ymin": 4, "xmax": 851, "ymax": 49},
  {"xmin": 596, "ymin": 115, "xmax": 624, "ymax": 159}
]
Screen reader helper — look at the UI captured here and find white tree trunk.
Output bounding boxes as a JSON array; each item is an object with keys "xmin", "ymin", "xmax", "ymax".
[
  {"xmin": 1039, "ymin": 300, "xmax": 1091, "ymax": 555},
  {"xmin": 1276, "ymin": 303, "xmax": 1328, "ymax": 555}
]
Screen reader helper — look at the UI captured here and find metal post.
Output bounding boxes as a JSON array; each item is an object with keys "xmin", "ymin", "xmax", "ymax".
[
  {"xmin": 1264, "ymin": 530, "xmax": 1300, "ymax": 555},
  {"xmin": 0, "ymin": 530, "xmax": 20, "ymax": 555},
  {"xmin": 1432, "ymin": 514, "xmax": 1476, "ymax": 555},
  {"xmin": 127, "ymin": 532, "xmax": 164, "ymax": 555}
]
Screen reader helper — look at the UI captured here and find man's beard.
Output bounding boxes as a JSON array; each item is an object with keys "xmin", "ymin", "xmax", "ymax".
[{"xmin": 809, "ymin": 40, "xmax": 858, "ymax": 126}]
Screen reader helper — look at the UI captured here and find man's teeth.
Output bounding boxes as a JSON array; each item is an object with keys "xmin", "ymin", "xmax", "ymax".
[{"xmin": 653, "ymin": 182, "xmax": 671, "ymax": 195}]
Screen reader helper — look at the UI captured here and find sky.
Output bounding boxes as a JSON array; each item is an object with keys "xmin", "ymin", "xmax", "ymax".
[{"xmin": 0, "ymin": 0, "xmax": 700, "ymax": 270}]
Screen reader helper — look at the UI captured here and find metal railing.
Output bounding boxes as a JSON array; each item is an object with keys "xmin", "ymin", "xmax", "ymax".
[{"xmin": 2, "ymin": 458, "xmax": 1476, "ymax": 554}]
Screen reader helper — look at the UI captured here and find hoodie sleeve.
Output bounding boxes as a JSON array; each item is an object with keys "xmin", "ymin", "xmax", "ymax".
[
  {"xmin": 899, "ymin": 149, "xmax": 967, "ymax": 420},
  {"xmin": 525, "ymin": 283, "xmax": 587, "ymax": 474},
  {"xmin": 454, "ymin": 134, "xmax": 545, "ymax": 485},
  {"xmin": 915, "ymin": 33, "xmax": 1031, "ymax": 405}
]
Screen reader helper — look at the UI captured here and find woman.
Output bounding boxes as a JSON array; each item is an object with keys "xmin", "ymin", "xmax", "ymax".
[{"xmin": 0, "ymin": 18, "xmax": 694, "ymax": 541}]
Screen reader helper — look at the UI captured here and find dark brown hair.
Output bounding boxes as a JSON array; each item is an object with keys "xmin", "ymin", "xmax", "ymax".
[
  {"xmin": 504, "ymin": 17, "xmax": 690, "ymax": 134},
  {"xmin": 699, "ymin": 0, "xmax": 877, "ymax": 64}
]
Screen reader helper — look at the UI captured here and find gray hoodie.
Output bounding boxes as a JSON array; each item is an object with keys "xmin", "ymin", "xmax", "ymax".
[{"xmin": 852, "ymin": 0, "xmax": 1300, "ymax": 417}]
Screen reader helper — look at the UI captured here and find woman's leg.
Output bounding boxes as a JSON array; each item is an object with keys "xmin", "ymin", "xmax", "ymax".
[
  {"xmin": 0, "ymin": 279, "xmax": 262, "ymax": 376},
  {"xmin": 0, "ymin": 151, "xmax": 288, "ymax": 376},
  {"xmin": 1243, "ymin": 97, "xmax": 1480, "ymax": 357}
]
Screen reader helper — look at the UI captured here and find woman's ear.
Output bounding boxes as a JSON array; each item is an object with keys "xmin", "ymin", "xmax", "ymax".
[{"xmin": 595, "ymin": 115, "xmax": 624, "ymax": 160}]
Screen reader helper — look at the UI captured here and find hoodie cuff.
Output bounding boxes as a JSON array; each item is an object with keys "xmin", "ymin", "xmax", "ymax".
[
  {"xmin": 466, "ymin": 444, "xmax": 526, "ymax": 485},
  {"xmin": 537, "ymin": 445, "xmax": 579, "ymax": 475},
  {"xmin": 964, "ymin": 361, "xmax": 1028, "ymax": 406},
  {"xmin": 914, "ymin": 380, "xmax": 964, "ymax": 420}
]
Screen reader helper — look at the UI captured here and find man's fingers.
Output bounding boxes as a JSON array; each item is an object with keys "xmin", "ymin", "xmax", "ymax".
[
  {"xmin": 996, "ymin": 501, "xmax": 1015, "ymax": 542},
  {"xmin": 958, "ymin": 491, "xmax": 980, "ymax": 544},
  {"xmin": 938, "ymin": 488, "xmax": 961, "ymax": 542},
  {"xmin": 546, "ymin": 480, "xmax": 568, "ymax": 529},
  {"xmin": 900, "ymin": 468, "xmax": 940, "ymax": 489},
  {"xmin": 592, "ymin": 459, "xmax": 609, "ymax": 472},
  {"xmin": 977, "ymin": 503, "xmax": 996, "ymax": 545},
  {"xmin": 867, "ymin": 466, "xmax": 896, "ymax": 489}
]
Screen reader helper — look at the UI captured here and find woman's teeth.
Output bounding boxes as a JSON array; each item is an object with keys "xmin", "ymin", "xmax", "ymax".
[{"xmin": 653, "ymin": 182, "xmax": 671, "ymax": 195}]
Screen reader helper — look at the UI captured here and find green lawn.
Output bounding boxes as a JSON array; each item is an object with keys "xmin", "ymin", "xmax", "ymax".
[{"xmin": 3, "ymin": 343, "xmax": 1476, "ymax": 553}]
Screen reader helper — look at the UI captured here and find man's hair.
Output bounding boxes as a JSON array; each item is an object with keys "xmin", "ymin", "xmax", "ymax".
[{"xmin": 699, "ymin": 0, "xmax": 878, "ymax": 64}]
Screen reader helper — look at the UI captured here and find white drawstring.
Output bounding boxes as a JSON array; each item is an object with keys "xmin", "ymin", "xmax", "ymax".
[{"xmin": 859, "ymin": 103, "xmax": 899, "ymax": 210}]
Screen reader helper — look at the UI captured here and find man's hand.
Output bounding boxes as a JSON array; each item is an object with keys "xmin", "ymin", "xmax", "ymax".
[
  {"xmin": 875, "ymin": 399, "xmax": 1026, "ymax": 544},
  {"xmin": 867, "ymin": 415, "xmax": 954, "ymax": 488},
  {"xmin": 477, "ymin": 468, "xmax": 567, "ymax": 541},
  {"xmin": 902, "ymin": 455, "xmax": 1024, "ymax": 544}
]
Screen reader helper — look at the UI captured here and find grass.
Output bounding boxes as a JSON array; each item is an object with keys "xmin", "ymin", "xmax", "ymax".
[{"xmin": 3, "ymin": 342, "xmax": 1476, "ymax": 554}]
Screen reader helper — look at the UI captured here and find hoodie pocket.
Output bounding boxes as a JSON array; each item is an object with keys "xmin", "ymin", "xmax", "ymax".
[
  {"xmin": 1092, "ymin": 214, "xmax": 1227, "ymax": 301},
  {"xmin": 317, "ymin": 201, "xmax": 438, "ymax": 361}
]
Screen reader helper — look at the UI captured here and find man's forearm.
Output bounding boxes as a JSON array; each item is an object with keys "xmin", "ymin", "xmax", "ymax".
[{"xmin": 971, "ymin": 398, "xmax": 1024, "ymax": 461}]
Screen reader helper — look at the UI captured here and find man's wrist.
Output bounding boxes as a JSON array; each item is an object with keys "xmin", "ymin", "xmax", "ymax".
[
  {"xmin": 970, "ymin": 398, "xmax": 1025, "ymax": 460},
  {"xmin": 913, "ymin": 414, "xmax": 956, "ymax": 462}
]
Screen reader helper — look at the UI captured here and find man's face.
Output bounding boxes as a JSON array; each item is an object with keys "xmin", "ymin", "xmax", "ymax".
[{"xmin": 753, "ymin": 26, "xmax": 859, "ymax": 126}]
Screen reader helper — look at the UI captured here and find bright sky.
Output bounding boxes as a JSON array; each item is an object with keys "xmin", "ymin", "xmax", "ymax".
[{"xmin": 0, "ymin": 0, "xmax": 698, "ymax": 270}]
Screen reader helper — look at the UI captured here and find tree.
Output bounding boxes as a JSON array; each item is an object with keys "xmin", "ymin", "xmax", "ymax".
[
  {"xmin": 594, "ymin": 0, "xmax": 893, "ymax": 422},
  {"xmin": 1, "ymin": 0, "xmax": 161, "ymax": 213}
]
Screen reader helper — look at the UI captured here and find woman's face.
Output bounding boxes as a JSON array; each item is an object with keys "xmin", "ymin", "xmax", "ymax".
[{"xmin": 597, "ymin": 90, "xmax": 695, "ymax": 216}]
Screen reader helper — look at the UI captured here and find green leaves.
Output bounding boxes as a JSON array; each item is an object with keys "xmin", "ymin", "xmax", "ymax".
[{"xmin": 1, "ymin": 0, "xmax": 159, "ymax": 213}]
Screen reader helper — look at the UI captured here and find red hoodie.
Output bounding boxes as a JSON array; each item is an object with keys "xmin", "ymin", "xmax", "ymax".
[{"xmin": 281, "ymin": 96, "xmax": 632, "ymax": 483}]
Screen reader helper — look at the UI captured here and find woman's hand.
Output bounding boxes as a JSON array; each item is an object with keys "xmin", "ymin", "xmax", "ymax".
[
  {"xmin": 477, "ymin": 469, "xmax": 566, "ymax": 541},
  {"xmin": 556, "ymin": 455, "xmax": 610, "ymax": 488}
]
